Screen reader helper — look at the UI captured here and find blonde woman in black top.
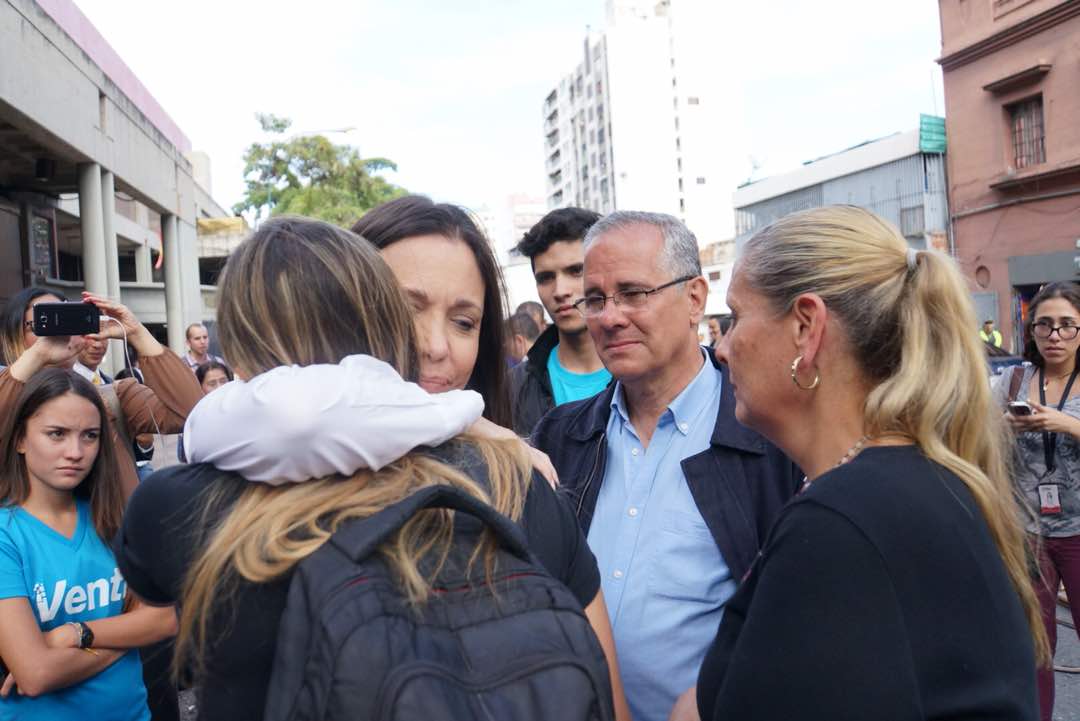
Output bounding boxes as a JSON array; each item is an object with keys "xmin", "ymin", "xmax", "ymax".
[{"xmin": 675, "ymin": 206, "xmax": 1043, "ymax": 721}]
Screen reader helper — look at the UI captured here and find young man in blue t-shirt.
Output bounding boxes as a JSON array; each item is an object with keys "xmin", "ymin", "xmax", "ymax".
[{"xmin": 509, "ymin": 208, "xmax": 612, "ymax": 435}]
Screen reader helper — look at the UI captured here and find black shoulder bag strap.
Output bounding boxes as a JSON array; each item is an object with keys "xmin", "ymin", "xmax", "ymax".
[{"xmin": 1038, "ymin": 365, "xmax": 1080, "ymax": 475}]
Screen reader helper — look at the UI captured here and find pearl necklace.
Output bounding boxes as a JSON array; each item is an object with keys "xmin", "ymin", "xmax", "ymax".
[{"xmin": 801, "ymin": 435, "xmax": 871, "ymax": 491}]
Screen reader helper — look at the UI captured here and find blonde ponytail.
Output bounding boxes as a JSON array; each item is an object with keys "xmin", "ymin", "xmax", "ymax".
[{"xmin": 741, "ymin": 206, "xmax": 1049, "ymax": 663}]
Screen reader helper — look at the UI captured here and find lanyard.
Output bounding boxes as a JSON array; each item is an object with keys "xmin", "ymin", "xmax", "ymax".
[{"xmin": 1038, "ymin": 365, "xmax": 1080, "ymax": 474}]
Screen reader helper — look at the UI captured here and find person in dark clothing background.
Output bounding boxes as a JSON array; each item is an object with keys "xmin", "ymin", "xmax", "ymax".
[
  {"xmin": 515, "ymin": 300, "xmax": 548, "ymax": 336},
  {"xmin": 505, "ymin": 312, "xmax": 540, "ymax": 366},
  {"xmin": 510, "ymin": 207, "xmax": 611, "ymax": 436}
]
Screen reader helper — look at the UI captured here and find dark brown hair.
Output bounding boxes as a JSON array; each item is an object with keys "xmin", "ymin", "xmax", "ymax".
[
  {"xmin": 352, "ymin": 195, "xmax": 512, "ymax": 427},
  {"xmin": 0, "ymin": 368, "xmax": 124, "ymax": 541},
  {"xmin": 0, "ymin": 287, "xmax": 65, "ymax": 366},
  {"xmin": 1023, "ymin": 282, "xmax": 1080, "ymax": 368},
  {"xmin": 195, "ymin": 360, "xmax": 234, "ymax": 386}
]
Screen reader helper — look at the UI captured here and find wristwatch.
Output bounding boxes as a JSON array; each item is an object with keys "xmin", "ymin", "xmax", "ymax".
[{"xmin": 67, "ymin": 620, "xmax": 94, "ymax": 649}]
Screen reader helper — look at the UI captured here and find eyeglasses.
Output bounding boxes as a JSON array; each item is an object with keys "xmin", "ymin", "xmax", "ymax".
[
  {"xmin": 573, "ymin": 275, "xmax": 697, "ymax": 317},
  {"xmin": 1032, "ymin": 321, "xmax": 1080, "ymax": 340}
]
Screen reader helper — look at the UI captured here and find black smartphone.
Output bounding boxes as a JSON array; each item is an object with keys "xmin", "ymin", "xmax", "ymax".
[{"xmin": 31, "ymin": 302, "xmax": 100, "ymax": 336}]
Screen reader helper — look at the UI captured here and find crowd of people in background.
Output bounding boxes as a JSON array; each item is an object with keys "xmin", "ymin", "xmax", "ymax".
[{"xmin": 0, "ymin": 194, "xmax": 1076, "ymax": 721}]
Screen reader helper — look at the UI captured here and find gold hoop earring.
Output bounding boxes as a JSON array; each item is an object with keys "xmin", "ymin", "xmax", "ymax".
[{"xmin": 790, "ymin": 355, "xmax": 820, "ymax": 390}]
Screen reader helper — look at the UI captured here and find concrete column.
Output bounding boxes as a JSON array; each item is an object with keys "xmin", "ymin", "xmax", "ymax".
[
  {"xmin": 163, "ymin": 213, "xmax": 185, "ymax": 355},
  {"xmin": 135, "ymin": 243, "xmax": 152, "ymax": 283},
  {"xmin": 100, "ymin": 170, "xmax": 121, "ymax": 297},
  {"xmin": 99, "ymin": 169, "xmax": 122, "ymax": 375},
  {"xmin": 77, "ymin": 163, "xmax": 107, "ymax": 296}
]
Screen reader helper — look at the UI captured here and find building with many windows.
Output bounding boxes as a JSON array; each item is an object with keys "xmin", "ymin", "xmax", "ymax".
[
  {"xmin": 542, "ymin": 0, "xmax": 741, "ymax": 246},
  {"xmin": 937, "ymin": 0, "xmax": 1080, "ymax": 351}
]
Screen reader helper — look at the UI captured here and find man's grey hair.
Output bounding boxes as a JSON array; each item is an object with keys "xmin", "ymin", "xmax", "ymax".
[{"xmin": 583, "ymin": 211, "xmax": 702, "ymax": 279}]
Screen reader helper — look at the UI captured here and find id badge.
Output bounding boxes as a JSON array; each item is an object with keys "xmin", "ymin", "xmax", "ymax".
[{"xmin": 1038, "ymin": 484, "xmax": 1062, "ymax": 515}]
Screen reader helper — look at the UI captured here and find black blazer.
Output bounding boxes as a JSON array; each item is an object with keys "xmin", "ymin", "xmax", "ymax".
[{"xmin": 530, "ymin": 351, "xmax": 802, "ymax": 583}]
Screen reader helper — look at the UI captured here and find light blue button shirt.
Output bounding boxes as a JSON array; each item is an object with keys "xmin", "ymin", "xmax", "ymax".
[{"xmin": 587, "ymin": 352, "xmax": 736, "ymax": 721}]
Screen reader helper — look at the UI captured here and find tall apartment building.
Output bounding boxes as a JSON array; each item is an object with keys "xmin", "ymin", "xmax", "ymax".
[
  {"xmin": 542, "ymin": 0, "xmax": 739, "ymax": 245},
  {"xmin": 937, "ymin": 0, "xmax": 1080, "ymax": 351}
]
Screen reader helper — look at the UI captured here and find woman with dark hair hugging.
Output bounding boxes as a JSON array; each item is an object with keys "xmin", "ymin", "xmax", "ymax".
[{"xmin": 116, "ymin": 216, "xmax": 629, "ymax": 721}]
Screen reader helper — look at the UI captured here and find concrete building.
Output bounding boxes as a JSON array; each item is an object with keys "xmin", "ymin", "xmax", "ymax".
[
  {"xmin": 937, "ymin": 0, "xmax": 1080, "ymax": 351},
  {"xmin": 700, "ymin": 238, "xmax": 735, "ymax": 317},
  {"xmin": 542, "ymin": 0, "xmax": 741, "ymax": 246},
  {"xmin": 476, "ymin": 194, "xmax": 548, "ymax": 316},
  {"xmin": 732, "ymin": 127, "xmax": 951, "ymax": 258},
  {"xmin": 0, "ymin": 0, "xmax": 230, "ymax": 370}
]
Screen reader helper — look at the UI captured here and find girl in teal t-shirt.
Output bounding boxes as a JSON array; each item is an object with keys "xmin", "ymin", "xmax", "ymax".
[{"xmin": 0, "ymin": 366, "xmax": 177, "ymax": 720}]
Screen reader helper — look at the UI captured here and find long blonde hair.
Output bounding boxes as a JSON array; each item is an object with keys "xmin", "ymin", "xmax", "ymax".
[
  {"xmin": 740, "ymin": 205, "xmax": 1049, "ymax": 663},
  {"xmin": 176, "ymin": 217, "xmax": 531, "ymax": 676}
]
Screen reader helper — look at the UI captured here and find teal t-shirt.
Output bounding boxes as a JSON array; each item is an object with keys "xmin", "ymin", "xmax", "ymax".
[
  {"xmin": 0, "ymin": 499, "xmax": 149, "ymax": 721},
  {"xmin": 547, "ymin": 344, "xmax": 613, "ymax": 406}
]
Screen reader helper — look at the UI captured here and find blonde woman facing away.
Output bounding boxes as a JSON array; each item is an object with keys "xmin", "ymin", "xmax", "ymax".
[{"xmin": 673, "ymin": 206, "xmax": 1042, "ymax": 721}]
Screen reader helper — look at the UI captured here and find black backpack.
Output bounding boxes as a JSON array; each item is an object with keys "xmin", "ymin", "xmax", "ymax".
[{"xmin": 263, "ymin": 484, "xmax": 615, "ymax": 721}]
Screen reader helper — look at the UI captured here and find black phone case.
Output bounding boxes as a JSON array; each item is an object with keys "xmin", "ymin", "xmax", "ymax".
[{"xmin": 32, "ymin": 302, "xmax": 99, "ymax": 336}]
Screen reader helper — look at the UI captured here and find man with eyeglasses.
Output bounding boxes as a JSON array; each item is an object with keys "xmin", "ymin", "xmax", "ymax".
[{"xmin": 531, "ymin": 211, "xmax": 800, "ymax": 721}]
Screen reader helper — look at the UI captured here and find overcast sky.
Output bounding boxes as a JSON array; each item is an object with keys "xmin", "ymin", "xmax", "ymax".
[{"xmin": 72, "ymin": 0, "xmax": 946, "ymax": 214}]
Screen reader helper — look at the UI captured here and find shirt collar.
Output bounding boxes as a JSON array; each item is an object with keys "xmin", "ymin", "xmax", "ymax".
[{"xmin": 610, "ymin": 350, "xmax": 717, "ymax": 436}]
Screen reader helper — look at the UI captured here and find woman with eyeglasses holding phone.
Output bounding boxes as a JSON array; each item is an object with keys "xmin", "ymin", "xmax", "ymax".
[{"xmin": 996, "ymin": 281, "xmax": 1080, "ymax": 721}]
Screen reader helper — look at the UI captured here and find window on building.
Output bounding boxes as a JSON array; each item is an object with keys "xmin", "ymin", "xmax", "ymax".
[
  {"xmin": 688, "ymin": 97, "xmax": 700, "ymax": 105},
  {"xmin": 587, "ymin": 84, "xmax": 593, "ymax": 98},
  {"xmin": 596, "ymin": 80, "xmax": 602, "ymax": 94},
  {"xmin": 1008, "ymin": 96, "xmax": 1046, "ymax": 169},
  {"xmin": 696, "ymin": 177, "xmax": 706, "ymax": 185},
  {"xmin": 679, "ymin": 198, "xmax": 685, "ymax": 212},
  {"xmin": 708, "ymin": 270, "xmax": 721, "ymax": 282},
  {"xmin": 678, "ymin": 178, "xmax": 684, "ymax": 192},
  {"xmin": 598, "ymin": 127, "xmax": 606, "ymax": 144},
  {"xmin": 900, "ymin": 205, "xmax": 925, "ymax": 237}
]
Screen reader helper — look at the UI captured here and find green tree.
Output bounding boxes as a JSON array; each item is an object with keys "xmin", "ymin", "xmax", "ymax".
[{"xmin": 233, "ymin": 113, "xmax": 406, "ymax": 226}]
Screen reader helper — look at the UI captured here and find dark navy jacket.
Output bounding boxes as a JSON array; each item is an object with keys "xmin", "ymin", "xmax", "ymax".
[
  {"xmin": 509, "ymin": 325, "xmax": 560, "ymax": 436},
  {"xmin": 530, "ymin": 351, "xmax": 802, "ymax": 583}
]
